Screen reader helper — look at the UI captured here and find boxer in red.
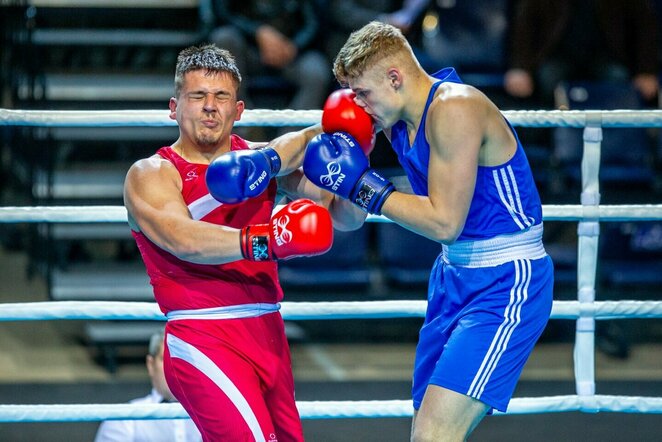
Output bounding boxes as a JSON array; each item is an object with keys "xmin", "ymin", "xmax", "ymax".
[{"xmin": 123, "ymin": 44, "xmax": 371, "ymax": 441}]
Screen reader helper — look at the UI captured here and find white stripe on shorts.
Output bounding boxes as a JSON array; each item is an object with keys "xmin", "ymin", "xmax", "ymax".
[
  {"xmin": 466, "ymin": 259, "xmax": 531, "ymax": 400},
  {"xmin": 166, "ymin": 333, "xmax": 266, "ymax": 442}
]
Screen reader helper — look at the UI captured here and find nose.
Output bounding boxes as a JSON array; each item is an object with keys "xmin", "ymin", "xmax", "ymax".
[
  {"xmin": 353, "ymin": 95, "xmax": 367, "ymax": 109},
  {"xmin": 203, "ymin": 93, "xmax": 216, "ymax": 112}
]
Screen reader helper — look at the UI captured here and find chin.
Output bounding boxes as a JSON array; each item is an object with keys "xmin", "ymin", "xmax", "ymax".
[{"xmin": 197, "ymin": 135, "xmax": 222, "ymax": 147}]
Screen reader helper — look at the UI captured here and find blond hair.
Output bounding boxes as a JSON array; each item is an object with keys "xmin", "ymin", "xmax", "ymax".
[{"xmin": 333, "ymin": 21, "xmax": 413, "ymax": 85}]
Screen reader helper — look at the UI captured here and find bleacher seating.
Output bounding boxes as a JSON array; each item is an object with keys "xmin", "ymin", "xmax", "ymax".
[
  {"xmin": 553, "ymin": 80, "xmax": 656, "ymax": 195},
  {"xmin": 416, "ymin": 0, "xmax": 509, "ymax": 91},
  {"xmin": 4, "ymin": 0, "xmax": 207, "ymax": 372},
  {"xmin": 552, "ymin": 80, "xmax": 662, "ymax": 295},
  {"xmin": 278, "ymin": 226, "xmax": 373, "ymax": 291},
  {"xmin": 376, "ymin": 222, "xmax": 440, "ymax": 289},
  {"xmin": 599, "ymin": 222, "xmax": 662, "ymax": 291}
]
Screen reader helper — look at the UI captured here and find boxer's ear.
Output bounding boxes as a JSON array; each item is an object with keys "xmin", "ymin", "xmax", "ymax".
[
  {"xmin": 387, "ymin": 68, "xmax": 402, "ymax": 90},
  {"xmin": 168, "ymin": 97, "xmax": 177, "ymax": 120}
]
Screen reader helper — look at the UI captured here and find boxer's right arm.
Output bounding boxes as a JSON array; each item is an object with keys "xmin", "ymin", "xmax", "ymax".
[
  {"xmin": 124, "ymin": 156, "xmax": 245, "ymax": 265},
  {"xmin": 240, "ymin": 199, "xmax": 334, "ymax": 261},
  {"xmin": 277, "ymin": 170, "xmax": 367, "ymax": 232},
  {"xmin": 303, "ymin": 132, "xmax": 394, "ymax": 215}
]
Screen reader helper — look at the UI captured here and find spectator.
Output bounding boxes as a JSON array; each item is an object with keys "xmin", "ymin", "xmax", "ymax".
[
  {"xmin": 505, "ymin": 0, "xmax": 660, "ymax": 108},
  {"xmin": 416, "ymin": 0, "xmax": 509, "ymax": 76},
  {"xmin": 323, "ymin": 0, "xmax": 429, "ymax": 63},
  {"xmin": 209, "ymin": 0, "xmax": 331, "ymax": 111},
  {"xmin": 94, "ymin": 331, "xmax": 202, "ymax": 442}
]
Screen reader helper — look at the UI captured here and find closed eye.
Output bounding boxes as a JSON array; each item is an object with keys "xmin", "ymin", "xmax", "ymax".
[{"xmin": 187, "ymin": 92, "xmax": 232, "ymax": 101}]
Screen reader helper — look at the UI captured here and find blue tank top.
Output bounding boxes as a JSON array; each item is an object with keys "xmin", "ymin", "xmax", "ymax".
[{"xmin": 390, "ymin": 68, "xmax": 543, "ymax": 241}]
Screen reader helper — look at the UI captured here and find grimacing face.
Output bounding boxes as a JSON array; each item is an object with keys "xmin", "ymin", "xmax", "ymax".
[{"xmin": 169, "ymin": 69, "xmax": 244, "ymax": 149}]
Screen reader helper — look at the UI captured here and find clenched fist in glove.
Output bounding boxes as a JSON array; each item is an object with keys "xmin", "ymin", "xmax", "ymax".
[
  {"xmin": 322, "ymin": 89, "xmax": 375, "ymax": 156},
  {"xmin": 303, "ymin": 132, "xmax": 394, "ymax": 215},
  {"xmin": 241, "ymin": 199, "xmax": 333, "ymax": 261},
  {"xmin": 206, "ymin": 147, "xmax": 281, "ymax": 204}
]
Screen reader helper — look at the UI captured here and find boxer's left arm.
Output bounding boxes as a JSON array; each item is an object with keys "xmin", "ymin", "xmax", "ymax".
[
  {"xmin": 277, "ymin": 170, "xmax": 367, "ymax": 232},
  {"xmin": 207, "ymin": 124, "xmax": 323, "ymax": 204},
  {"xmin": 260, "ymin": 123, "xmax": 323, "ymax": 175},
  {"xmin": 380, "ymin": 94, "xmax": 482, "ymax": 243}
]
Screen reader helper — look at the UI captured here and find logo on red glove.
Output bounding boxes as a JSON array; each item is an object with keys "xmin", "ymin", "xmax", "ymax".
[{"xmin": 272, "ymin": 215, "xmax": 293, "ymax": 246}]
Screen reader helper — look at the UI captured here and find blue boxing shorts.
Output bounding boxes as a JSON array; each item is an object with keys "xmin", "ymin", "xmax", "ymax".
[{"xmin": 412, "ymin": 239, "xmax": 553, "ymax": 413}]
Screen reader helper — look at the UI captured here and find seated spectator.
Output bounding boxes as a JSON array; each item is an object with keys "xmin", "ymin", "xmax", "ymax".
[
  {"xmin": 94, "ymin": 331, "xmax": 201, "ymax": 442},
  {"xmin": 323, "ymin": 0, "xmax": 429, "ymax": 63},
  {"xmin": 415, "ymin": 0, "xmax": 509, "ymax": 76},
  {"xmin": 209, "ymin": 0, "xmax": 331, "ymax": 111},
  {"xmin": 504, "ymin": 0, "xmax": 660, "ymax": 109}
]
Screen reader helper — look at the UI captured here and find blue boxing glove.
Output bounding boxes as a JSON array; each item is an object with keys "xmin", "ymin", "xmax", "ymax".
[
  {"xmin": 206, "ymin": 147, "xmax": 281, "ymax": 204},
  {"xmin": 303, "ymin": 132, "xmax": 394, "ymax": 214}
]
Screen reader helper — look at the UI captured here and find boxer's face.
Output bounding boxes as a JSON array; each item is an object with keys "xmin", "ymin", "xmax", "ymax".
[
  {"xmin": 170, "ymin": 69, "xmax": 244, "ymax": 149},
  {"xmin": 349, "ymin": 65, "xmax": 401, "ymax": 129}
]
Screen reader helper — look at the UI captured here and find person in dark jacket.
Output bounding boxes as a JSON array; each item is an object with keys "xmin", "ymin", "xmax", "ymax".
[
  {"xmin": 209, "ymin": 0, "xmax": 332, "ymax": 111},
  {"xmin": 504, "ymin": 0, "xmax": 659, "ymax": 108}
]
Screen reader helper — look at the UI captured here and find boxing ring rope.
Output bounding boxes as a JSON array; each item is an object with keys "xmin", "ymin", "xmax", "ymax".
[
  {"xmin": 1, "ymin": 203, "xmax": 662, "ymax": 223},
  {"xmin": 3, "ymin": 108, "xmax": 662, "ymax": 128},
  {"xmin": 1, "ymin": 300, "xmax": 662, "ymax": 322},
  {"xmin": 0, "ymin": 108, "xmax": 661, "ymax": 421}
]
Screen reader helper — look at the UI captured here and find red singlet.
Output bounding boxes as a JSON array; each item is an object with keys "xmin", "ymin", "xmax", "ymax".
[{"xmin": 132, "ymin": 135, "xmax": 303, "ymax": 442}]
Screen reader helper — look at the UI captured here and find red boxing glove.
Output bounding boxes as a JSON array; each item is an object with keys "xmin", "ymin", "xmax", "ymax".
[
  {"xmin": 241, "ymin": 199, "xmax": 333, "ymax": 261},
  {"xmin": 322, "ymin": 88, "xmax": 376, "ymax": 156}
]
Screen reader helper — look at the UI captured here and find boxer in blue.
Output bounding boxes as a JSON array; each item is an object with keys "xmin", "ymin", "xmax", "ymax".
[{"xmin": 304, "ymin": 22, "xmax": 554, "ymax": 441}]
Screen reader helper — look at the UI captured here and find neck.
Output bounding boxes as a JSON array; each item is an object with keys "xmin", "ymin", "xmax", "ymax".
[
  {"xmin": 171, "ymin": 137, "xmax": 232, "ymax": 164},
  {"xmin": 401, "ymin": 74, "xmax": 435, "ymax": 131}
]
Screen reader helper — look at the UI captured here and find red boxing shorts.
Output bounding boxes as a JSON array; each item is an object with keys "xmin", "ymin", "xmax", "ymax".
[{"xmin": 163, "ymin": 305, "xmax": 303, "ymax": 442}]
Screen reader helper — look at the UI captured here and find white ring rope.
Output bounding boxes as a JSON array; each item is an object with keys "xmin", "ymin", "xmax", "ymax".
[
  {"xmin": 1, "ymin": 108, "xmax": 661, "ymax": 421},
  {"xmin": 0, "ymin": 109, "xmax": 321, "ymax": 127},
  {"xmin": 1, "ymin": 300, "xmax": 662, "ymax": 322},
  {"xmin": 1, "ymin": 204, "xmax": 662, "ymax": 223},
  {"xmin": 2, "ymin": 108, "xmax": 662, "ymax": 128},
  {"xmin": 1, "ymin": 395, "xmax": 661, "ymax": 423}
]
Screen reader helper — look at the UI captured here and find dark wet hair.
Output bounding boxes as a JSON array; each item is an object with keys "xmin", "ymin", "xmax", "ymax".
[{"xmin": 174, "ymin": 44, "xmax": 242, "ymax": 96}]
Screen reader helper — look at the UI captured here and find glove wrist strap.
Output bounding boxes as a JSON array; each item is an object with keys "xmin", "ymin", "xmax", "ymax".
[
  {"xmin": 351, "ymin": 170, "xmax": 395, "ymax": 215},
  {"xmin": 259, "ymin": 147, "xmax": 282, "ymax": 177},
  {"xmin": 240, "ymin": 224, "xmax": 273, "ymax": 261}
]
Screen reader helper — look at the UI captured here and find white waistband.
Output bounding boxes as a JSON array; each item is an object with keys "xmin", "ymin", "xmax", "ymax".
[
  {"xmin": 166, "ymin": 303, "xmax": 280, "ymax": 321},
  {"xmin": 442, "ymin": 224, "xmax": 547, "ymax": 268}
]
